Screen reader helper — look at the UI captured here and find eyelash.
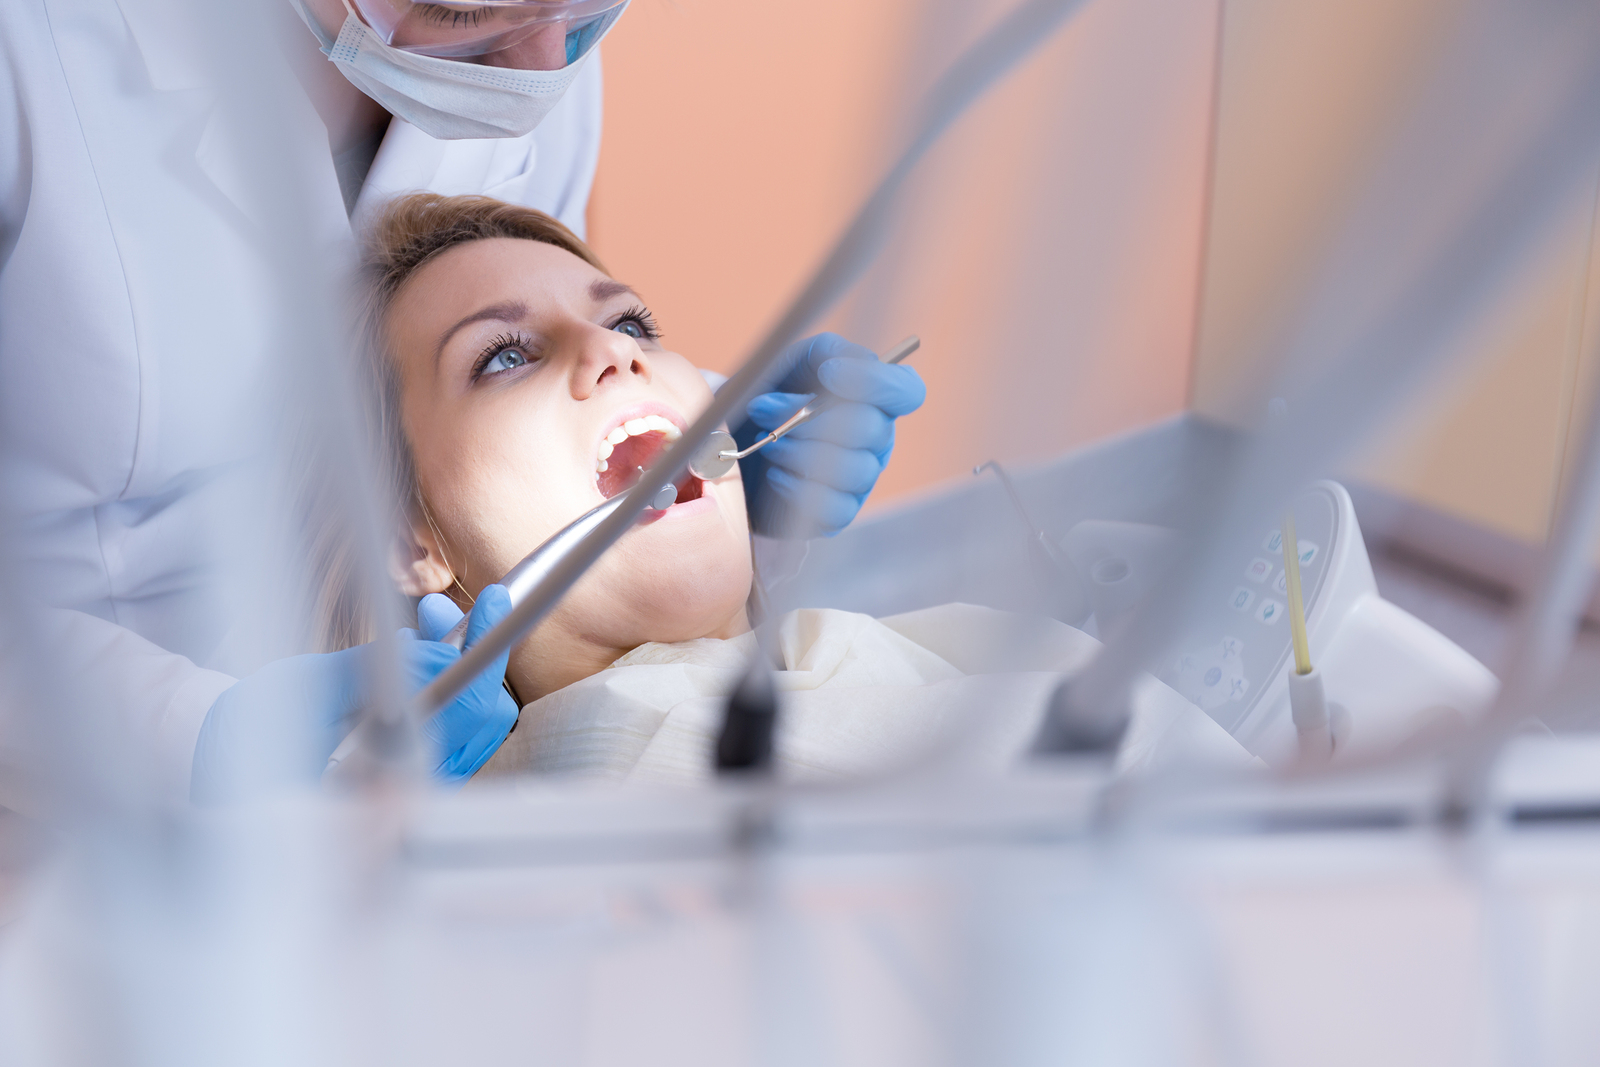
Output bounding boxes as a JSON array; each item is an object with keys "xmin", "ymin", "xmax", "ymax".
[
  {"xmin": 470, "ymin": 331, "xmax": 537, "ymax": 381},
  {"xmin": 468, "ymin": 309, "xmax": 658, "ymax": 382},
  {"xmin": 608, "ymin": 305, "xmax": 662, "ymax": 342},
  {"xmin": 416, "ymin": 4, "xmax": 490, "ymax": 28}
]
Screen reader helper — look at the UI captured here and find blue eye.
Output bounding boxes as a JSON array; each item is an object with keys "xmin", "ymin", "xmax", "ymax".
[
  {"xmin": 472, "ymin": 332, "xmax": 537, "ymax": 381},
  {"xmin": 483, "ymin": 347, "xmax": 528, "ymax": 374},
  {"xmin": 608, "ymin": 305, "xmax": 661, "ymax": 342}
]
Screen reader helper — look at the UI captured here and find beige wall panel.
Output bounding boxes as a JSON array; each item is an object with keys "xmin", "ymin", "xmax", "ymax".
[
  {"xmin": 1347, "ymin": 219, "xmax": 1595, "ymax": 546},
  {"xmin": 1193, "ymin": 0, "xmax": 1458, "ymax": 423},
  {"xmin": 1196, "ymin": 0, "xmax": 1600, "ymax": 559}
]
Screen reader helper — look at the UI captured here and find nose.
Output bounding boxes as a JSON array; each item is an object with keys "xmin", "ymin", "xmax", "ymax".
[{"xmin": 570, "ymin": 325, "xmax": 651, "ymax": 400}]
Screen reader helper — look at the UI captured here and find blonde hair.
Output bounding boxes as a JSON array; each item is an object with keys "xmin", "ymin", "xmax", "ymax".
[
  {"xmin": 365, "ymin": 193, "xmax": 607, "ymax": 315},
  {"xmin": 316, "ymin": 194, "xmax": 611, "ymax": 652}
]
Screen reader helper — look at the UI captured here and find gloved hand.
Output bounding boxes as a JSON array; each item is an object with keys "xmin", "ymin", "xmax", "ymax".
[
  {"xmin": 738, "ymin": 332, "xmax": 926, "ymax": 538},
  {"xmin": 191, "ymin": 643, "xmax": 370, "ymax": 804},
  {"xmin": 191, "ymin": 586, "xmax": 519, "ymax": 802},
  {"xmin": 404, "ymin": 586, "xmax": 520, "ymax": 783}
]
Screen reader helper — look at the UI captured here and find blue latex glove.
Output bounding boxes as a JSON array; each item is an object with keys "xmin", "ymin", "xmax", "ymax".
[
  {"xmin": 191, "ymin": 586, "xmax": 519, "ymax": 802},
  {"xmin": 737, "ymin": 333, "xmax": 926, "ymax": 537},
  {"xmin": 404, "ymin": 586, "xmax": 520, "ymax": 782}
]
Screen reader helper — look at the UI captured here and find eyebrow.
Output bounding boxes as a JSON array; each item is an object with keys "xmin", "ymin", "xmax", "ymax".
[
  {"xmin": 434, "ymin": 301, "xmax": 529, "ymax": 368},
  {"xmin": 590, "ymin": 278, "xmax": 638, "ymax": 304}
]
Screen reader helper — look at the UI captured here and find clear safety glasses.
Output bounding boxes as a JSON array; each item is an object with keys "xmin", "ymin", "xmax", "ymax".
[{"xmin": 348, "ymin": 0, "xmax": 629, "ymax": 68}]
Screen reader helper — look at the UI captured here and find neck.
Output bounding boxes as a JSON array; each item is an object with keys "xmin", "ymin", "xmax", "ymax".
[{"xmin": 505, "ymin": 608, "xmax": 753, "ymax": 705}]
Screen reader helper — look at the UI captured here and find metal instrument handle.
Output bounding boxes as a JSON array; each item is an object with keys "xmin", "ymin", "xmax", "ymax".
[{"xmin": 721, "ymin": 335, "xmax": 921, "ymax": 461}]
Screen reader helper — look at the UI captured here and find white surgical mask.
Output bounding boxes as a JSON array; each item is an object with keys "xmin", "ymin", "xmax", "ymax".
[{"xmin": 289, "ymin": 0, "xmax": 627, "ymax": 141}]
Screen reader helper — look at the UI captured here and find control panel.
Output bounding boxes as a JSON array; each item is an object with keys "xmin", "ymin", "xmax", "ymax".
[{"xmin": 1165, "ymin": 486, "xmax": 1339, "ymax": 738}]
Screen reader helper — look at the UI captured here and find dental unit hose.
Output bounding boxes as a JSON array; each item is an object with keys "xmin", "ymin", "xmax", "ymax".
[{"xmin": 686, "ymin": 336, "xmax": 921, "ymax": 482}]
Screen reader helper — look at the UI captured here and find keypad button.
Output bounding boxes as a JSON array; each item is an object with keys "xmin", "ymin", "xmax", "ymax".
[
  {"xmin": 1274, "ymin": 570, "xmax": 1288, "ymax": 595},
  {"xmin": 1263, "ymin": 530, "xmax": 1283, "ymax": 553},
  {"xmin": 1230, "ymin": 587, "xmax": 1255, "ymax": 612},
  {"xmin": 1170, "ymin": 637, "xmax": 1252, "ymax": 712},
  {"xmin": 1255, "ymin": 598, "xmax": 1284, "ymax": 625},
  {"xmin": 1245, "ymin": 558, "xmax": 1273, "ymax": 583},
  {"xmin": 1297, "ymin": 541, "xmax": 1318, "ymax": 567}
]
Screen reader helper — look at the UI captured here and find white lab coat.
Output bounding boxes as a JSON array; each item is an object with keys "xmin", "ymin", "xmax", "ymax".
[{"xmin": 0, "ymin": 0, "xmax": 603, "ymax": 805}]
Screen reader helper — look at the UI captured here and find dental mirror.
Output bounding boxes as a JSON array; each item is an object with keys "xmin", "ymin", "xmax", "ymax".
[{"xmin": 689, "ymin": 430, "xmax": 739, "ymax": 481}]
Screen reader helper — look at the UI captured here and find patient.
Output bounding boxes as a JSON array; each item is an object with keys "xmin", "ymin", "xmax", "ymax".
[{"xmin": 359, "ymin": 194, "xmax": 1245, "ymax": 785}]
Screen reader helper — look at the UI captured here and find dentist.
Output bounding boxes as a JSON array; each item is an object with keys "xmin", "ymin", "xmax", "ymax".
[{"xmin": 0, "ymin": 0, "xmax": 924, "ymax": 804}]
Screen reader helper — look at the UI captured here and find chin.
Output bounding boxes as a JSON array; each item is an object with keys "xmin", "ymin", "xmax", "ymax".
[
  {"xmin": 650, "ymin": 555, "xmax": 753, "ymax": 638},
  {"xmin": 606, "ymin": 526, "xmax": 753, "ymax": 645}
]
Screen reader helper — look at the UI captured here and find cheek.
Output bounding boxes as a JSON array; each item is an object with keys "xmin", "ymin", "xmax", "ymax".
[
  {"xmin": 560, "ymin": 510, "xmax": 753, "ymax": 644},
  {"xmin": 653, "ymin": 354, "xmax": 716, "ymax": 412},
  {"xmin": 406, "ymin": 397, "xmax": 594, "ymax": 587}
]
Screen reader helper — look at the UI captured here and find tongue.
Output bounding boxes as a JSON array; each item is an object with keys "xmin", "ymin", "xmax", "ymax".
[{"xmin": 598, "ymin": 431, "xmax": 668, "ymax": 499}]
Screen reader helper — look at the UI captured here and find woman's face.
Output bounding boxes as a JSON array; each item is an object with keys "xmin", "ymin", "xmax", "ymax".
[{"xmin": 385, "ymin": 237, "xmax": 752, "ymax": 696}]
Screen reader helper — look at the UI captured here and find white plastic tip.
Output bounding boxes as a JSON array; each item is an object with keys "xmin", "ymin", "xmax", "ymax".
[{"xmin": 1288, "ymin": 664, "xmax": 1332, "ymax": 762}]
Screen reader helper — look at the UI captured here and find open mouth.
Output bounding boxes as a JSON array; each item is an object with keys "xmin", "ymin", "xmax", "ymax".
[{"xmin": 595, "ymin": 414, "xmax": 705, "ymax": 505}]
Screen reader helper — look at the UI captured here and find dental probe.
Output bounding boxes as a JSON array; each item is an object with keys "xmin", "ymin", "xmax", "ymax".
[
  {"xmin": 439, "ymin": 475, "xmax": 677, "ymax": 651},
  {"xmin": 687, "ymin": 335, "xmax": 921, "ymax": 481}
]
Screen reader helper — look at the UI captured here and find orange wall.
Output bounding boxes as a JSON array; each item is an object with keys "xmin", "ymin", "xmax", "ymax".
[
  {"xmin": 590, "ymin": 0, "xmax": 1222, "ymax": 510},
  {"xmin": 587, "ymin": 0, "xmax": 915, "ymax": 370},
  {"xmin": 1192, "ymin": 0, "xmax": 1600, "ymax": 557}
]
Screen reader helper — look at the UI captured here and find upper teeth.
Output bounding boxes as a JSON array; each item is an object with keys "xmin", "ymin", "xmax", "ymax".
[{"xmin": 596, "ymin": 414, "xmax": 682, "ymax": 473}]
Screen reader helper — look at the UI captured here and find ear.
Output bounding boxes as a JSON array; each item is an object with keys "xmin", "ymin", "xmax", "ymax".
[{"xmin": 389, "ymin": 517, "xmax": 455, "ymax": 597}]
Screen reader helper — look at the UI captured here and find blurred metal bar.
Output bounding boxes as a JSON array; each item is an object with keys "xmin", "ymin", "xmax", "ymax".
[{"xmin": 1442, "ymin": 211, "xmax": 1600, "ymax": 815}]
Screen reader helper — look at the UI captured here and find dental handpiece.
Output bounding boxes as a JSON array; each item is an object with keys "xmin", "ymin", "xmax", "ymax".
[
  {"xmin": 441, "ymin": 474, "xmax": 678, "ymax": 650},
  {"xmin": 686, "ymin": 335, "xmax": 921, "ymax": 481}
]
